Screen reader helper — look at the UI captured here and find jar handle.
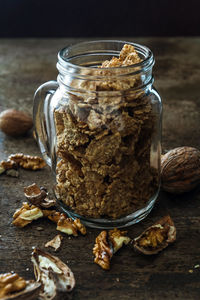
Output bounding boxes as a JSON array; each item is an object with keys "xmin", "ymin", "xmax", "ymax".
[{"xmin": 33, "ymin": 80, "xmax": 59, "ymax": 168}]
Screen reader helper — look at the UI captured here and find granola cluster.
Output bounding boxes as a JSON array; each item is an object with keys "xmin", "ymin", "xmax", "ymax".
[{"xmin": 54, "ymin": 44, "xmax": 158, "ymax": 219}]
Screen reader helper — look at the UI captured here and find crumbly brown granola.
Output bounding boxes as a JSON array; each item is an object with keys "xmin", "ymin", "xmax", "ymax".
[{"xmin": 54, "ymin": 44, "xmax": 158, "ymax": 219}]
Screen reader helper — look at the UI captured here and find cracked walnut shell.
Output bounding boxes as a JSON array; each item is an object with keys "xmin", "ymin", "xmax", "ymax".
[
  {"xmin": 45, "ymin": 234, "xmax": 63, "ymax": 251},
  {"xmin": 24, "ymin": 183, "xmax": 56, "ymax": 208},
  {"xmin": 24, "ymin": 183, "xmax": 47, "ymax": 205},
  {"xmin": 133, "ymin": 215, "xmax": 176, "ymax": 255},
  {"xmin": 31, "ymin": 248, "xmax": 75, "ymax": 300}
]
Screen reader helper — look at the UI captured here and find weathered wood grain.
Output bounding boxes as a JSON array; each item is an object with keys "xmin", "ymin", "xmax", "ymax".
[{"xmin": 1, "ymin": 38, "xmax": 200, "ymax": 300}]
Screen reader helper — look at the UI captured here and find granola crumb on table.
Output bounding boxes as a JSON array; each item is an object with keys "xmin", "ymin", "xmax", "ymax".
[{"xmin": 54, "ymin": 44, "xmax": 158, "ymax": 219}]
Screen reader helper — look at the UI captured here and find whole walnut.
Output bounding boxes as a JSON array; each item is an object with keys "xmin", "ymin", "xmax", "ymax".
[
  {"xmin": 0, "ymin": 109, "xmax": 33, "ymax": 137},
  {"xmin": 161, "ymin": 147, "xmax": 200, "ymax": 194}
]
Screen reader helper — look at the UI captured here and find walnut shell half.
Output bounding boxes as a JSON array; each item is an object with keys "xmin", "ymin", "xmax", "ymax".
[
  {"xmin": 133, "ymin": 216, "xmax": 176, "ymax": 255},
  {"xmin": 24, "ymin": 183, "xmax": 47, "ymax": 205},
  {"xmin": 31, "ymin": 248, "xmax": 75, "ymax": 300},
  {"xmin": 24, "ymin": 183, "xmax": 56, "ymax": 208},
  {"xmin": 161, "ymin": 147, "xmax": 200, "ymax": 194}
]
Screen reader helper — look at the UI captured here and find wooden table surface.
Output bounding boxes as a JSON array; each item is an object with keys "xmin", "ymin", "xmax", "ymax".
[{"xmin": 0, "ymin": 38, "xmax": 200, "ymax": 300}]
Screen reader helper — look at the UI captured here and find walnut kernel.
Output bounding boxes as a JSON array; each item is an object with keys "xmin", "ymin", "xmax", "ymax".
[
  {"xmin": 93, "ymin": 231, "xmax": 113, "ymax": 270},
  {"xmin": 45, "ymin": 211, "xmax": 86, "ymax": 236},
  {"xmin": 108, "ymin": 228, "xmax": 131, "ymax": 253},
  {"xmin": 0, "ymin": 272, "xmax": 26, "ymax": 297},
  {"xmin": 13, "ymin": 203, "xmax": 44, "ymax": 227},
  {"xmin": 9, "ymin": 153, "xmax": 46, "ymax": 170}
]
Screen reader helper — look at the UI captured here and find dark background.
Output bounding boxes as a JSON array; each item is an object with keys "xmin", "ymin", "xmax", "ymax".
[{"xmin": 0, "ymin": 0, "xmax": 200, "ymax": 37}]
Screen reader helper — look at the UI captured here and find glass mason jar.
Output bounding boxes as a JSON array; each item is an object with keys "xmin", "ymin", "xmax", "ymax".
[{"xmin": 33, "ymin": 40, "xmax": 162, "ymax": 229}]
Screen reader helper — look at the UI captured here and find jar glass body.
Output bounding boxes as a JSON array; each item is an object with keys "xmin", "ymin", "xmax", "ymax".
[{"xmin": 33, "ymin": 40, "xmax": 162, "ymax": 228}]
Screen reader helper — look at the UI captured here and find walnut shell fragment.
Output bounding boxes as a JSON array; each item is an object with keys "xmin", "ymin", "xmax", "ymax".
[
  {"xmin": 161, "ymin": 147, "xmax": 200, "ymax": 194},
  {"xmin": 0, "ymin": 272, "xmax": 41, "ymax": 300},
  {"xmin": 133, "ymin": 216, "xmax": 176, "ymax": 255},
  {"xmin": 24, "ymin": 183, "xmax": 56, "ymax": 208},
  {"xmin": 24, "ymin": 183, "xmax": 47, "ymax": 205},
  {"xmin": 45, "ymin": 234, "xmax": 63, "ymax": 251},
  {"xmin": 93, "ymin": 229, "xmax": 130, "ymax": 270},
  {"xmin": 12, "ymin": 203, "xmax": 44, "ymax": 228},
  {"xmin": 31, "ymin": 248, "xmax": 75, "ymax": 300}
]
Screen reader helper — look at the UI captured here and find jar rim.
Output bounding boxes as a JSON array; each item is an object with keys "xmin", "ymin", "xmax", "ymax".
[{"xmin": 57, "ymin": 39, "xmax": 154, "ymax": 73}]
